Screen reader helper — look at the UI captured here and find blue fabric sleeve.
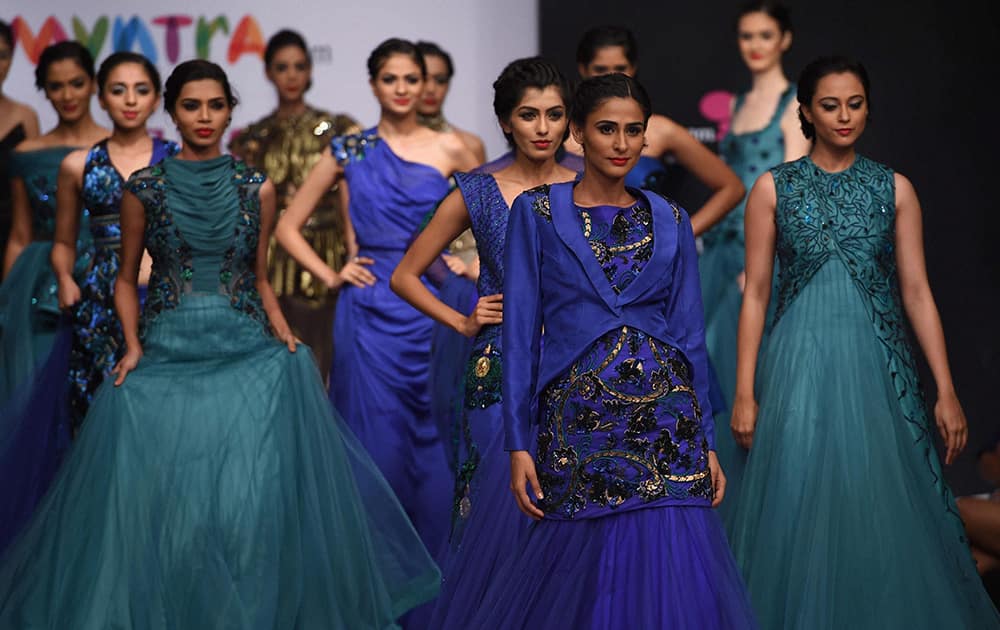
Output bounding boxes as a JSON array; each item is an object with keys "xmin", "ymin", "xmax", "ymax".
[
  {"xmin": 667, "ymin": 207, "xmax": 716, "ymax": 449},
  {"xmin": 501, "ymin": 192, "xmax": 543, "ymax": 451}
]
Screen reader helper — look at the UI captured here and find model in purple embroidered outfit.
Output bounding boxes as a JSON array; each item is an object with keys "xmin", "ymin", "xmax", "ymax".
[
  {"xmin": 392, "ymin": 57, "xmax": 578, "ymax": 628},
  {"xmin": 467, "ymin": 73, "xmax": 756, "ymax": 629},
  {"xmin": 275, "ymin": 37, "xmax": 479, "ymax": 578}
]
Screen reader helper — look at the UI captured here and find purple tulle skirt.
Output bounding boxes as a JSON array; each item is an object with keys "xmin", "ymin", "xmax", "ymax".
[{"xmin": 467, "ymin": 505, "xmax": 758, "ymax": 629}]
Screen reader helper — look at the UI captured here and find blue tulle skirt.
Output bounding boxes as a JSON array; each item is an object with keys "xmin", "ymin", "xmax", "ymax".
[
  {"xmin": 0, "ymin": 294, "xmax": 440, "ymax": 628},
  {"xmin": 467, "ymin": 505, "xmax": 758, "ymax": 629},
  {"xmin": 729, "ymin": 261, "xmax": 999, "ymax": 628}
]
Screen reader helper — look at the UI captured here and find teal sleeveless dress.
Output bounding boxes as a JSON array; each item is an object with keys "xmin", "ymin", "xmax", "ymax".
[
  {"xmin": 728, "ymin": 155, "xmax": 1000, "ymax": 628},
  {"xmin": 0, "ymin": 146, "xmax": 92, "ymax": 405},
  {"xmin": 0, "ymin": 155, "xmax": 440, "ymax": 629},
  {"xmin": 702, "ymin": 87, "xmax": 796, "ymax": 529}
]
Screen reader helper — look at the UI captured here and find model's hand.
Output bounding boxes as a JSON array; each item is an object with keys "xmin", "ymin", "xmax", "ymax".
[
  {"xmin": 441, "ymin": 253, "xmax": 467, "ymax": 277},
  {"xmin": 510, "ymin": 450, "xmax": 545, "ymax": 520},
  {"xmin": 730, "ymin": 395, "xmax": 759, "ymax": 449},
  {"xmin": 336, "ymin": 256, "xmax": 376, "ymax": 289},
  {"xmin": 460, "ymin": 294, "xmax": 503, "ymax": 337},
  {"xmin": 57, "ymin": 276, "xmax": 81, "ymax": 310},
  {"xmin": 935, "ymin": 391, "xmax": 968, "ymax": 465},
  {"xmin": 272, "ymin": 324, "xmax": 299, "ymax": 353},
  {"xmin": 708, "ymin": 450, "xmax": 726, "ymax": 508},
  {"xmin": 112, "ymin": 346, "xmax": 143, "ymax": 386}
]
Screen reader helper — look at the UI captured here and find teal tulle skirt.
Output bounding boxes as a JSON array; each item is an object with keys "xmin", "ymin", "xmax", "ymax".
[
  {"xmin": 729, "ymin": 261, "xmax": 999, "ymax": 628},
  {"xmin": 0, "ymin": 294, "xmax": 440, "ymax": 629},
  {"xmin": 0, "ymin": 242, "xmax": 61, "ymax": 404}
]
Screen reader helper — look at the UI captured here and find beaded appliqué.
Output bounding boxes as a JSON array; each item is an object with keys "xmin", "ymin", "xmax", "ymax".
[
  {"xmin": 523, "ymin": 183, "xmax": 552, "ymax": 221},
  {"xmin": 537, "ymin": 326, "xmax": 712, "ymax": 518},
  {"xmin": 220, "ymin": 161, "xmax": 268, "ymax": 331},
  {"xmin": 330, "ymin": 129, "xmax": 380, "ymax": 166}
]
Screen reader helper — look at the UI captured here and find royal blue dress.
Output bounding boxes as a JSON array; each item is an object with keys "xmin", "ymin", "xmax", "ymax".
[
  {"xmin": 426, "ymin": 172, "xmax": 534, "ymax": 628},
  {"xmin": 703, "ymin": 87, "xmax": 796, "ymax": 529},
  {"xmin": 68, "ymin": 137, "xmax": 179, "ymax": 426},
  {"xmin": 0, "ymin": 146, "xmax": 92, "ymax": 405},
  {"xmin": 329, "ymin": 129, "xmax": 453, "ymax": 560},
  {"xmin": 729, "ymin": 156, "xmax": 999, "ymax": 628},
  {"xmin": 468, "ymin": 182, "xmax": 756, "ymax": 629},
  {"xmin": 0, "ymin": 155, "xmax": 440, "ymax": 628}
]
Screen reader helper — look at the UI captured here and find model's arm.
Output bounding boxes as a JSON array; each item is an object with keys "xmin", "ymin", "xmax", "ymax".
[
  {"xmin": 256, "ymin": 179, "xmax": 296, "ymax": 352},
  {"xmin": 780, "ymin": 100, "xmax": 810, "ymax": 162},
  {"xmin": 894, "ymin": 173, "xmax": 966, "ymax": 464},
  {"xmin": 112, "ymin": 190, "xmax": 146, "ymax": 385},
  {"xmin": 391, "ymin": 187, "xmax": 500, "ymax": 337},
  {"xmin": 731, "ymin": 173, "xmax": 777, "ymax": 449},
  {"xmin": 274, "ymin": 146, "xmax": 375, "ymax": 289},
  {"xmin": 650, "ymin": 115, "xmax": 745, "ymax": 236},
  {"xmin": 459, "ymin": 129, "xmax": 487, "ymax": 166},
  {"xmin": 3, "ymin": 176, "xmax": 31, "ymax": 277},
  {"xmin": 52, "ymin": 150, "xmax": 87, "ymax": 308}
]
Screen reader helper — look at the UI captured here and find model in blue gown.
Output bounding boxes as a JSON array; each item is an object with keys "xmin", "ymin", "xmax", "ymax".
[
  {"xmin": 468, "ymin": 182, "xmax": 756, "ymax": 629},
  {"xmin": 67, "ymin": 137, "xmax": 178, "ymax": 426},
  {"xmin": 329, "ymin": 128, "xmax": 453, "ymax": 559},
  {"xmin": 729, "ymin": 155, "xmax": 1000, "ymax": 628},
  {"xmin": 0, "ymin": 146, "xmax": 92, "ymax": 405},
  {"xmin": 702, "ymin": 86, "xmax": 796, "ymax": 529},
  {"xmin": 0, "ymin": 154, "xmax": 440, "ymax": 628}
]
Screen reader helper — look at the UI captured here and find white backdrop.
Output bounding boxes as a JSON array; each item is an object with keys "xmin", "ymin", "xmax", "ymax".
[{"xmin": 5, "ymin": 2, "xmax": 539, "ymax": 160}]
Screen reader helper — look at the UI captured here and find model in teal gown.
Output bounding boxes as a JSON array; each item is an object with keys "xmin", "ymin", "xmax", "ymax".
[
  {"xmin": 0, "ymin": 155, "xmax": 440, "ymax": 629},
  {"xmin": 728, "ymin": 155, "xmax": 1000, "ymax": 628},
  {"xmin": 702, "ymin": 86, "xmax": 796, "ymax": 529},
  {"xmin": 0, "ymin": 146, "xmax": 92, "ymax": 405}
]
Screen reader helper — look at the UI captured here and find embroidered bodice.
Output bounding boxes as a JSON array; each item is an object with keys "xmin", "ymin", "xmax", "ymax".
[{"xmin": 125, "ymin": 156, "xmax": 268, "ymax": 336}]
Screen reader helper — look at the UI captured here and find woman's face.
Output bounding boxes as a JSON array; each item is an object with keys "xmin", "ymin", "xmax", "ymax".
[
  {"xmin": 571, "ymin": 96, "xmax": 646, "ymax": 180},
  {"xmin": 99, "ymin": 62, "xmax": 158, "ymax": 131},
  {"xmin": 418, "ymin": 53, "xmax": 450, "ymax": 116},
  {"xmin": 0, "ymin": 37, "xmax": 12, "ymax": 88},
  {"xmin": 266, "ymin": 45, "xmax": 311, "ymax": 104},
  {"xmin": 578, "ymin": 45, "xmax": 635, "ymax": 79},
  {"xmin": 170, "ymin": 78, "xmax": 231, "ymax": 151},
  {"xmin": 370, "ymin": 53, "xmax": 423, "ymax": 116},
  {"xmin": 737, "ymin": 11, "xmax": 790, "ymax": 74},
  {"xmin": 501, "ymin": 85, "xmax": 567, "ymax": 162},
  {"xmin": 43, "ymin": 59, "xmax": 95, "ymax": 124},
  {"xmin": 801, "ymin": 71, "xmax": 868, "ymax": 150}
]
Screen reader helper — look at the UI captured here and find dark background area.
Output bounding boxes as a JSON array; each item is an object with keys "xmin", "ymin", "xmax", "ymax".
[{"xmin": 541, "ymin": 0, "xmax": 1000, "ymax": 495}]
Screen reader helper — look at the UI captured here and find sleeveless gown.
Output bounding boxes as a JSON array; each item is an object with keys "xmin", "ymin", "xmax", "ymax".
[
  {"xmin": 0, "ymin": 139, "xmax": 177, "ymax": 554},
  {"xmin": 329, "ymin": 129, "xmax": 453, "ymax": 560},
  {"xmin": 703, "ymin": 87, "xmax": 796, "ymax": 529},
  {"xmin": 470, "ymin": 188, "xmax": 757, "ymax": 629},
  {"xmin": 0, "ymin": 155, "xmax": 440, "ymax": 629},
  {"xmin": 729, "ymin": 155, "xmax": 1000, "ymax": 628},
  {"xmin": 0, "ymin": 146, "xmax": 93, "ymax": 405}
]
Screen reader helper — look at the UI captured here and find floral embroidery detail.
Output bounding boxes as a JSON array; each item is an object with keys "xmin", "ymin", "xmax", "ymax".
[
  {"xmin": 538, "ymin": 327, "xmax": 712, "ymax": 519},
  {"xmin": 580, "ymin": 202, "xmax": 654, "ymax": 295},
  {"xmin": 772, "ymin": 154, "xmax": 965, "ymax": 539},
  {"xmin": 220, "ymin": 161, "xmax": 269, "ymax": 332},
  {"xmin": 523, "ymin": 184, "xmax": 552, "ymax": 221}
]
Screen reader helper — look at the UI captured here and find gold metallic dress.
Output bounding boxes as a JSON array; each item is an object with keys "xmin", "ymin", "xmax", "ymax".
[{"xmin": 230, "ymin": 107, "xmax": 360, "ymax": 380}]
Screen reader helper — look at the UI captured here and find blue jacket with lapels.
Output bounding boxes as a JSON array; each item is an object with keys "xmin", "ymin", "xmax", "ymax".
[{"xmin": 501, "ymin": 181, "xmax": 715, "ymax": 453}]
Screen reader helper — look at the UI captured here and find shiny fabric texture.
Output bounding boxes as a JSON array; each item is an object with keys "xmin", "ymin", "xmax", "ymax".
[
  {"xmin": 0, "ymin": 156, "xmax": 441, "ymax": 628},
  {"xmin": 329, "ymin": 129, "xmax": 454, "ymax": 561},
  {"xmin": 729, "ymin": 156, "xmax": 1000, "ymax": 628},
  {"xmin": 702, "ymin": 87, "xmax": 795, "ymax": 529}
]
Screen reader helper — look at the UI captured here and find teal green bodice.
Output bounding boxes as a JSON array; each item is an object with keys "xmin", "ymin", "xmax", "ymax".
[{"xmin": 125, "ymin": 156, "xmax": 268, "ymax": 337}]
